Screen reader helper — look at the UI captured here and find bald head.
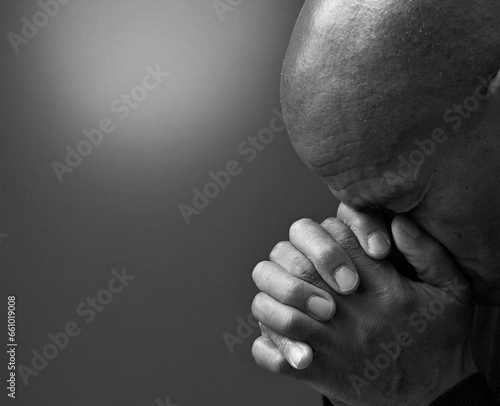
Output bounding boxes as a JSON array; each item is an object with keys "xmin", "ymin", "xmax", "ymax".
[
  {"xmin": 281, "ymin": 0, "xmax": 500, "ymax": 303},
  {"xmin": 281, "ymin": 0, "xmax": 500, "ymax": 208}
]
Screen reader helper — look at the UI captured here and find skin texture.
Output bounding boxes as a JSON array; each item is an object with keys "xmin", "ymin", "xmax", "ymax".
[
  {"xmin": 251, "ymin": 1, "xmax": 500, "ymax": 403},
  {"xmin": 281, "ymin": 0, "xmax": 500, "ymax": 304},
  {"xmin": 252, "ymin": 212, "xmax": 477, "ymax": 405}
]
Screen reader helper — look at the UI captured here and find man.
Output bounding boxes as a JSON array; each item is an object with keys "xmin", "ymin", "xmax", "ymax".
[{"xmin": 251, "ymin": 0, "xmax": 500, "ymax": 404}]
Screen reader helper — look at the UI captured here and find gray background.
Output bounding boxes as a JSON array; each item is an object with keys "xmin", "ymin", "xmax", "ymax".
[{"xmin": 0, "ymin": 0, "xmax": 341, "ymax": 405}]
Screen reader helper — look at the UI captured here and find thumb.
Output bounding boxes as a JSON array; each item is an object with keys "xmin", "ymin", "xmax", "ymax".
[{"xmin": 391, "ymin": 215, "xmax": 469, "ymax": 298}]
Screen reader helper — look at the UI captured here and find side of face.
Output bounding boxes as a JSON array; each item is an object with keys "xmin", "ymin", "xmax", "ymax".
[{"xmin": 281, "ymin": 0, "xmax": 500, "ymax": 304}]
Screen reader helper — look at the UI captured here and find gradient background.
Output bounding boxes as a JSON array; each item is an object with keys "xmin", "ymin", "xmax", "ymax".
[{"xmin": 0, "ymin": 1, "xmax": 342, "ymax": 405}]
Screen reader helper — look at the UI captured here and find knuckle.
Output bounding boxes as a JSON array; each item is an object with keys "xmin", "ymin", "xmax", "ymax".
[
  {"xmin": 322, "ymin": 219, "xmax": 358, "ymax": 247},
  {"xmin": 323, "ymin": 218, "xmax": 354, "ymax": 241},
  {"xmin": 284, "ymin": 279, "xmax": 304, "ymax": 302},
  {"xmin": 283, "ymin": 312, "xmax": 303, "ymax": 337},
  {"xmin": 289, "ymin": 218, "xmax": 313, "ymax": 239},
  {"xmin": 321, "ymin": 216, "xmax": 339, "ymax": 229},
  {"xmin": 337, "ymin": 206, "xmax": 356, "ymax": 229},
  {"xmin": 252, "ymin": 261, "xmax": 270, "ymax": 282},
  {"xmin": 374, "ymin": 280, "xmax": 405, "ymax": 310},
  {"xmin": 336, "ymin": 202, "xmax": 349, "ymax": 219},
  {"xmin": 251, "ymin": 339, "xmax": 268, "ymax": 366},
  {"xmin": 316, "ymin": 244, "xmax": 340, "ymax": 268},
  {"xmin": 251, "ymin": 338, "xmax": 261, "ymax": 359},
  {"xmin": 252, "ymin": 338, "xmax": 291, "ymax": 377},
  {"xmin": 335, "ymin": 233, "xmax": 360, "ymax": 251},
  {"xmin": 251, "ymin": 293, "xmax": 266, "ymax": 318},
  {"xmin": 290, "ymin": 256, "xmax": 316, "ymax": 280},
  {"xmin": 270, "ymin": 241, "xmax": 288, "ymax": 261},
  {"xmin": 356, "ymin": 318, "xmax": 384, "ymax": 349},
  {"xmin": 345, "ymin": 210, "xmax": 364, "ymax": 231}
]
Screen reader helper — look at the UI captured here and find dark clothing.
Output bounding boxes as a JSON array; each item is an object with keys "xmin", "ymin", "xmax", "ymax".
[
  {"xmin": 323, "ymin": 374, "xmax": 496, "ymax": 405},
  {"xmin": 429, "ymin": 373, "xmax": 497, "ymax": 405}
]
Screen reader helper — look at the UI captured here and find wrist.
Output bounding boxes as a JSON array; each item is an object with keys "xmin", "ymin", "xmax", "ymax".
[{"xmin": 416, "ymin": 342, "xmax": 478, "ymax": 405}]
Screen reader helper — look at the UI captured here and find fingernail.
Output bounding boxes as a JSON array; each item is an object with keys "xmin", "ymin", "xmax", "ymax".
[
  {"xmin": 288, "ymin": 346, "xmax": 306, "ymax": 369},
  {"xmin": 334, "ymin": 266, "xmax": 358, "ymax": 292},
  {"xmin": 259, "ymin": 322, "xmax": 267, "ymax": 335},
  {"xmin": 368, "ymin": 233, "xmax": 390, "ymax": 255},
  {"xmin": 307, "ymin": 296, "xmax": 334, "ymax": 320}
]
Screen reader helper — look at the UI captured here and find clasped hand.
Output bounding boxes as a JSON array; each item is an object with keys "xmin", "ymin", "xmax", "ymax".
[{"xmin": 251, "ymin": 204, "xmax": 476, "ymax": 406}]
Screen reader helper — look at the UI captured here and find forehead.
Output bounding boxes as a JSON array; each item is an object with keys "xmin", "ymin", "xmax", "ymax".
[
  {"xmin": 281, "ymin": 0, "xmax": 475, "ymax": 210},
  {"xmin": 281, "ymin": 3, "xmax": 425, "ymax": 185},
  {"xmin": 281, "ymin": 0, "xmax": 490, "ymax": 157}
]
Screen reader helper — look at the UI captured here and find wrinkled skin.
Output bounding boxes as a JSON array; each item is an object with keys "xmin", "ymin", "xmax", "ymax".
[
  {"xmin": 252, "ymin": 0, "xmax": 500, "ymax": 404},
  {"xmin": 281, "ymin": 0, "xmax": 500, "ymax": 305},
  {"xmin": 252, "ymin": 209, "xmax": 476, "ymax": 405}
]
